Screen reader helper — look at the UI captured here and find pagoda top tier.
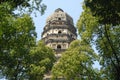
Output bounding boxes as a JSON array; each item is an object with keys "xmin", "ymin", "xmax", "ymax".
[
  {"xmin": 55, "ymin": 8, "xmax": 64, "ymax": 12},
  {"xmin": 46, "ymin": 8, "xmax": 73, "ymax": 25}
]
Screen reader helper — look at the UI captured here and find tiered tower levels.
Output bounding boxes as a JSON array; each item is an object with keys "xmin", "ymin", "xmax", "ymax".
[
  {"xmin": 42, "ymin": 8, "xmax": 77, "ymax": 80},
  {"xmin": 41, "ymin": 8, "xmax": 77, "ymax": 54}
]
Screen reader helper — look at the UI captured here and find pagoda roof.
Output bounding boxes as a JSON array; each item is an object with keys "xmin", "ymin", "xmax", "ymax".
[{"xmin": 55, "ymin": 8, "xmax": 64, "ymax": 12}]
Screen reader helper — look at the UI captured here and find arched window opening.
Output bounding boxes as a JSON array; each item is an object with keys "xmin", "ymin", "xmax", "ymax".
[
  {"xmin": 58, "ymin": 18, "xmax": 61, "ymax": 20},
  {"xmin": 57, "ymin": 45, "xmax": 61, "ymax": 49},
  {"xmin": 58, "ymin": 30, "xmax": 62, "ymax": 34}
]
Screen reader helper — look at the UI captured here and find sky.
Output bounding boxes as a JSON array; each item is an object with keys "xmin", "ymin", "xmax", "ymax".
[{"xmin": 32, "ymin": 0, "xmax": 83, "ymax": 41}]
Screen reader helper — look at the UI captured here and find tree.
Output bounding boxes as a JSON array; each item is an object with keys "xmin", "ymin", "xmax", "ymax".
[
  {"xmin": 28, "ymin": 41, "xmax": 56, "ymax": 80},
  {"xmin": 0, "ymin": 1, "xmax": 54, "ymax": 80},
  {"xmin": 84, "ymin": 0, "xmax": 120, "ymax": 25},
  {"xmin": 0, "ymin": 8, "xmax": 36, "ymax": 79},
  {"xmin": 0, "ymin": 6, "xmax": 55, "ymax": 78},
  {"xmin": 77, "ymin": 2, "xmax": 120, "ymax": 80},
  {"xmin": 52, "ymin": 40, "xmax": 101, "ymax": 80},
  {"xmin": 0, "ymin": 0, "xmax": 46, "ymax": 15}
]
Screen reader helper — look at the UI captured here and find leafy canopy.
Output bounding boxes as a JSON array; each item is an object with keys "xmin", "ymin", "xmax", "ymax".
[
  {"xmin": 77, "ymin": 1, "xmax": 120, "ymax": 79},
  {"xmin": 0, "ymin": 1, "xmax": 55, "ymax": 80},
  {"xmin": 52, "ymin": 40, "xmax": 100, "ymax": 80},
  {"xmin": 0, "ymin": 0, "xmax": 46, "ymax": 15},
  {"xmin": 84, "ymin": 0, "xmax": 120, "ymax": 25}
]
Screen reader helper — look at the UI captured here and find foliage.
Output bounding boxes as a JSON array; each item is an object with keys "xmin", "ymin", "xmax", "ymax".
[
  {"xmin": 77, "ymin": 6, "xmax": 98, "ymax": 42},
  {"xmin": 0, "ymin": 6, "xmax": 36, "ymax": 79},
  {"xmin": 84, "ymin": 0, "xmax": 120, "ymax": 25},
  {"xmin": 96, "ymin": 25, "xmax": 120, "ymax": 80},
  {"xmin": 0, "ymin": 0, "xmax": 46, "ymax": 15},
  {"xmin": 77, "ymin": 1, "xmax": 120, "ymax": 80},
  {"xmin": 0, "ymin": 9, "xmax": 55, "ymax": 79},
  {"xmin": 52, "ymin": 40, "xmax": 101, "ymax": 80},
  {"xmin": 0, "ymin": 1, "xmax": 55, "ymax": 80},
  {"xmin": 28, "ymin": 41, "xmax": 56, "ymax": 80}
]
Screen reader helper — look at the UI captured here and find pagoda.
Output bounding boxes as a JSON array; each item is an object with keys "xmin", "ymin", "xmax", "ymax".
[
  {"xmin": 41, "ymin": 8, "xmax": 77, "ymax": 55},
  {"xmin": 41, "ymin": 8, "xmax": 77, "ymax": 79}
]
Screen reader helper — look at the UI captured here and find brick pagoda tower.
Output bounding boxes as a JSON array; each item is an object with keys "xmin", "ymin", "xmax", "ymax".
[
  {"xmin": 41, "ymin": 8, "xmax": 77, "ymax": 79},
  {"xmin": 41, "ymin": 8, "xmax": 77, "ymax": 54}
]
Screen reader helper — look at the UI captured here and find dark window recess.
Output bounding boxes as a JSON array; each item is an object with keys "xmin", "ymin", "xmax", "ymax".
[
  {"xmin": 58, "ymin": 18, "xmax": 61, "ymax": 20},
  {"xmin": 57, "ymin": 45, "xmax": 61, "ymax": 49},
  {"xmin": 58, "ymin": 30, "xmax": 62, "ymax": 34}
]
